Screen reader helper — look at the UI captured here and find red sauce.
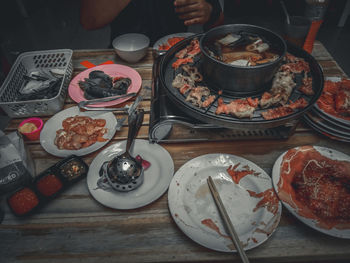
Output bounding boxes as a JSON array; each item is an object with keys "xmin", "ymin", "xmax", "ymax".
[
  {"xmin": 278, "ymin": 146, "xmax": 350, "ymax": 229},
  {"xmin": 8, "ymin": 187, "xmax": 39, "ymax": 215},
  {"xmin": 201, "ymin": 218, "xmax": 230, "ymax": 239},
  {"xmin": 247, "ymin": 188, "xmax": 280, "ymax": 215},
  {"xmin": 317, "ymin": 79, "xmax": 350, "ymax": 121},
  {"xmin": 227, "ymin": 164, "xmax": 259, "ymax": 184},
  {"xmin": 36, "ymin": 174, "xmax": 63, "ymax": 197}
]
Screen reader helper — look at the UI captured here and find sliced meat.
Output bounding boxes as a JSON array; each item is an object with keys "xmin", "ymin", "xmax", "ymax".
[
  {"xmin": 172, "ymin": 73, "xmax": 195, "ymax": 89},
  {"xmin": 182, "ymin": 65, "xmax": 203, "ymax": 82},
  {"xmin": 261, "ymin": 106, "xmax": 294, "ymax": 120},
  {"xmin": 185, "ymin": 86, "xmax": 210, "ymax": 107},
  {"xmin": 335, "ymin": 89, "xmax": 350, "ymax": 114},
  {"xmin": 216, "ymin": 98, "xmax": 257, "ymax": 118}
]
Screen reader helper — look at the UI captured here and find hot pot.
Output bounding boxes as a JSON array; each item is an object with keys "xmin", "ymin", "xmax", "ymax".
[{"xmin": 200, "ymin": 24, "xmax": 287, "ymax": 96}]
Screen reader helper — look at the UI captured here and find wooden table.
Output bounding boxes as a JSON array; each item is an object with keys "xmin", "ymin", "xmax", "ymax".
[{"xmin": 1, "ymin": 41, "xmax": 350, "ymax": 263}]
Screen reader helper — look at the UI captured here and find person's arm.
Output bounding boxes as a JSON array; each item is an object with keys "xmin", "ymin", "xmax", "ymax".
[
  {"xmin": 173, "ymin": 0, "xmax": 222, "ymax": 27},
  {"xmin": 80, "ymin": 0, "xmax": 131, "ymax": 30}
]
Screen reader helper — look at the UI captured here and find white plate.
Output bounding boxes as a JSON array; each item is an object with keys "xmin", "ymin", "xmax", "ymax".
[
  {"xmin": 153, "ymin": 32, "xmax": 194, "ymax": 51},
  {"xmin": 40, "ymin": 106, "xmax": 119, "ymax": 157},
  {"xmin": 168, "ymin": 153, "xmax": 282, "ymax": 252},
  {"xmin": 87, "ymin": 139, "xmax": 174, "ymax": 209},
  {"xmin": 272, "ymin": 145, "xmax": 350, "ymax": 239}
]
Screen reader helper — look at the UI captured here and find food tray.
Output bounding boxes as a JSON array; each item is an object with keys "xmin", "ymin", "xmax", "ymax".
[{"xmin": 0, "ymin": 49, "xmax": 73, "ymax": 118}]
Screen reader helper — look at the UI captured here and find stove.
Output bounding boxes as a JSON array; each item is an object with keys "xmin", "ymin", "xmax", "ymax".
[{"xmin": 148, "ymin": 56, "xmax": 299, "ymax": 143}]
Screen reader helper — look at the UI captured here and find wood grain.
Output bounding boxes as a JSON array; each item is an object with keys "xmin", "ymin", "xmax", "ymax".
[{"xmin": 1, "ymin": 41, "xmax": 350, "ymax": 263}]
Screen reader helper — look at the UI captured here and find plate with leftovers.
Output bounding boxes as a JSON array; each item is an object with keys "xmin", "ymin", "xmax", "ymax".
[
  {"xmin": 272, "ymin": 145, "xmax": 350, "ymax": 238},
  {"xmin": 168, "ymin": 153, "xmax": 282, "ymax": 252},
  {"xmin": 68, "ymin": 64, "xmax": 142, "ymax": 107},
  {"xmin": 87, "ymin": 139, "xmax": 174, "ymax": 209},
  {"xmin": 153, "ymin": 32, "xmax": 194, "ymax": 52},
  {"xmin": 40, "ymin": 106, "xmax": 120, "ymax": 157}
]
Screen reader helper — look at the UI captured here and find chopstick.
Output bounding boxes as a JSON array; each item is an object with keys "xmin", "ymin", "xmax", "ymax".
[{"xmin": 207, "ymin": 176, "xmax": 250, "ymax": 263}]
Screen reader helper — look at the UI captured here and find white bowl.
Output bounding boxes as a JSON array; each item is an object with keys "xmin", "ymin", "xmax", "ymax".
[{"xmin": 112, "ymin": 33, "xmax": 150, "ymax": 63}]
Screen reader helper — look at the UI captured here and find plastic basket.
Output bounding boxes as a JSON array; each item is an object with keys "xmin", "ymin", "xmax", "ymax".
[{"xmin": 0, "ymin": 49, "xmax": 73, "ymax": 118}]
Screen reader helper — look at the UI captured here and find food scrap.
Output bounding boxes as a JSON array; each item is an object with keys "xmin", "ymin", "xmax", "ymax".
[
  {"xmin": 226, "ymin": 163, "xmax": 260, "ymax": 184},
  {"xmin": 201, "ymin": 218, "xmax": 230, "ymax": 239},
  {"xmin": 277, "ymin": 146, "xmax": 350, "ymax": 229},
  {"xmin": 54, "ymin": 116, "xmax": 108, "ymax": 150},
  {"xmin": 247, "ymin": 188, "xmax": 280, "ymax": 215}
]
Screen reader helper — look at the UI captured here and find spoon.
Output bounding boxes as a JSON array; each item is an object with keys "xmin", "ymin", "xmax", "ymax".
[
  {"xmin": 280, "ymin": 0, "xmax": 291, "ymax": 25},
  {"xmin": 106, "ymin": 109, "xmax": 145, "ymax": 191}
]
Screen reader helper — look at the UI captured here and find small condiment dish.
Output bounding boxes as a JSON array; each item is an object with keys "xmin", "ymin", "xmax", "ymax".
[
  {"xmin": 112, "ymin": 33, "xmax": 150, "ymax": 63},
  {"xmin": 18, "ymin": 117, "xmax": 43, "ymax": 140}
]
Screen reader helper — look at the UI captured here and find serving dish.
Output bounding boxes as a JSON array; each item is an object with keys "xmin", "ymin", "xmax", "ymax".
[
  {"xmin": 272, "ymin": 146, "xmax": 350, "ymax": 239},
  {"xmin": 40, "ymin": 106, "xmax": 120, "ymax": 157},
  {"xmin": 68, "ymin": 64, "xmax": 142, "ymax": 107}
]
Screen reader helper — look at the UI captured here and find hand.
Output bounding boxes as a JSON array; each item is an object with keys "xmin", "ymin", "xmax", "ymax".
[{"xmin": 174, "ymin": 0, "xmax": 213, "ymax": 26}]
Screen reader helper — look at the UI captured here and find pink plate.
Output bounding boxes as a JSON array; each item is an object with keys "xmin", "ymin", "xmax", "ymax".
[{"xmin": 68, "ymin": 64, "xmax": 142, "ymax": 107}]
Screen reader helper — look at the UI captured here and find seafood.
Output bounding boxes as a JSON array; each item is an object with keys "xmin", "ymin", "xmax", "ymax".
[
  {"xmin": 215, "ymin": 97, "xmax": 259, "ymax": 118},
  {"xmin": 78, "ymin": 70, "xmax": 130, "ymax": 100},
  {"xmin": 172, "ymin": 38, "xmax": 200, "ymax": 69},
  {"xmin": 158, "ymin": 37, "xmax": 185, "ymax": 51},
  {"xmin": 54, "ymin": 116, "xmax": 108, "ymax": 150},
  {"xmin": 261, "ymin": 98, "xmax": 308, "ymax": 120}
]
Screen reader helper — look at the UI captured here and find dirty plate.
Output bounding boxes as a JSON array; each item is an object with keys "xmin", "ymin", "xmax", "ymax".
[
  {"xmin": 272, "ymin": 146, "xmax": 350, "ymax": 239},
  {"xmin": 168, "ymin": 153, "xmax": 281, "ymax": 252},
  {"xmin": 68, "ymin": 64, "xmax": 142, "ymax": 107},
  {"xmin": 87, "ymin": 139, "xmax": 174, "ymax": 209},
  {"xmin": 40, "ymin": 106, "xmax": 119, "ymax": 157}
]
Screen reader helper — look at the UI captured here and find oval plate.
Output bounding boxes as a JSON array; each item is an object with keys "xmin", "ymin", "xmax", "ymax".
[
  {"xmin": 68, "ymin": 64, "xmax": 142, "ymax": 107},
  {"xmin": 272, "ymin": 145, "xmax": 350, "ymax": 239},
  {"xmin": 168, "ymin": 153, "xmax": 281, "ymax": 252}
]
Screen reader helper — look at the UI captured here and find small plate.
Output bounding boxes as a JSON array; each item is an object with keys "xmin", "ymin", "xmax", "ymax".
[
  {"xmin": 87, "ymin": 139, "xmax": 174, "ymax": 209},
  {"xmin": 40, "ymin": 106, "xmax": 119, "ymax": 157},
  {"xmin": 68, "ymin": 64, "xmax": 142, "ymax": 107},
  {"xmin": 153, "ymin": 32, "xmax": 194, "ymax": 51},
  {"xmin": 168, "ymin": 153, "xmax": 282, "ymax": 252},
  {"xmin": 272, "ymin": 146, "xmax": 350, "ymax": 239}
]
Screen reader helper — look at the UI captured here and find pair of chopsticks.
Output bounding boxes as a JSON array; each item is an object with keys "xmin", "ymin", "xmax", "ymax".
[{"xmin": 207, "ymin": 176, "xmax": 250, "ymax": 263}]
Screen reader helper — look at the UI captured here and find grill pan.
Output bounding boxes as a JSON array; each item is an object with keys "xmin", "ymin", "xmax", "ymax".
[{"xmin": 159, "ymin": 34, "xmax": 324, "ymax": 129}]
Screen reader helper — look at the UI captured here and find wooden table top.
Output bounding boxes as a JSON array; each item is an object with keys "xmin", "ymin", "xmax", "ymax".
[{"xmin": 1, "ymin": 41, "xmax": 350, "ymax": 263}]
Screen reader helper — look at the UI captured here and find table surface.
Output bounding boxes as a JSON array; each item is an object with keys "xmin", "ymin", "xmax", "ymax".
[{"xmin": 1, "ymin": 41, "xmax": 350, "ymax": 263}]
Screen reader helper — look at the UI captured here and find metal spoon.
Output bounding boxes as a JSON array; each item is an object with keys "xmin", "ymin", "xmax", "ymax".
[{"xmin": 106, "ymin": 109, "xmax": 145, "ymax": 190}]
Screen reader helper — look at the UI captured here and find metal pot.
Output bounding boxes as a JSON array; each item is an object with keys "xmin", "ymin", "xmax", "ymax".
[{"xmin": 200, "ymin": 24, "xmax": 287, "ymax": 96}]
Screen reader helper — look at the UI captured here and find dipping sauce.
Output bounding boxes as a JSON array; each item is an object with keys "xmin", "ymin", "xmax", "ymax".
[
  {"xmin": 36, "ymin": 174, "xmax": 63, "ymax": 197},
  {"xmin": 18, "ymin": 122, "xmax": 37, "ymax": 133},
  {"xmin": 8, "ymin": 187, "xmax": 39, "ymax": 215},
  {"xmin": 60, "ymin": 160, "xmax": 87, "ymax": 181}
]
